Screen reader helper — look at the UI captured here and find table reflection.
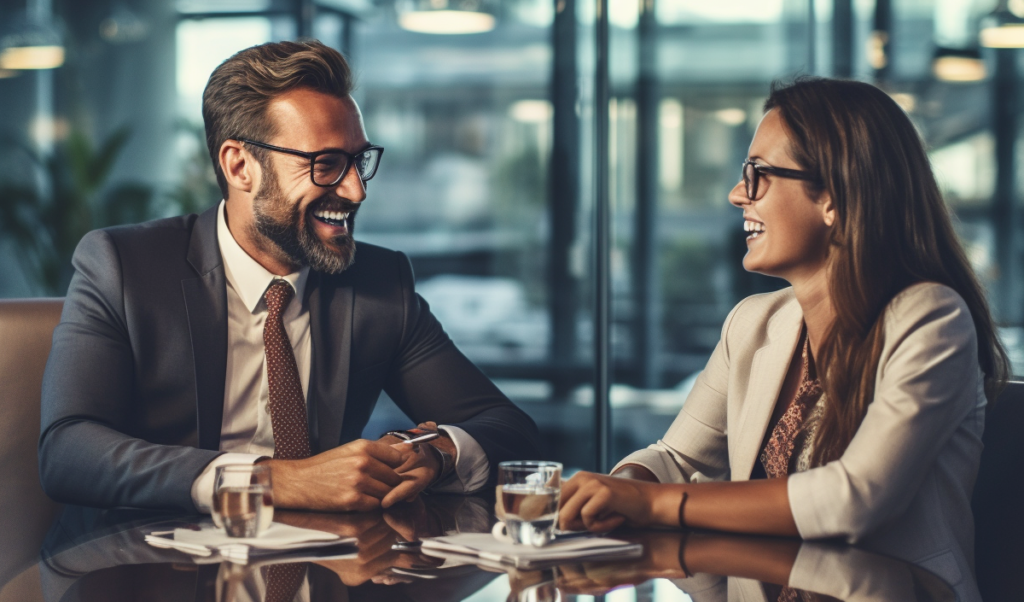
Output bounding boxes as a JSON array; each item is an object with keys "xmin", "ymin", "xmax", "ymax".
[
  {"xmin": 36, "ymin": 497, "xmax": 957, "ymax": 602},
  {"xmin": 501, "ymin": 531, "xmax": 955, "ymax": 602},
  {"xmin": 40, "ymin": 497, "xmax": 496, "ymax": 602}
]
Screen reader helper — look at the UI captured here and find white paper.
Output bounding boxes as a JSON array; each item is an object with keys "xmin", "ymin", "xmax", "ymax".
[
  {"xmin": 173, "ymin": 521, "xmax": 343, "ymax": 551},
  {"xmin": 420, "ymin": 532, "xmax": 643, "ymax": 568}
]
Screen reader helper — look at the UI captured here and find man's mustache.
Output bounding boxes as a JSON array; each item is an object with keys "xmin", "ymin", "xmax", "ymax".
[{"xmin": 309, "ymin": 196, "xmax": 360, "ymax": 215}]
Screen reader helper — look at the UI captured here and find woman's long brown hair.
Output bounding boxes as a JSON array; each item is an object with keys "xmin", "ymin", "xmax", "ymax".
[{"xmin": 763, "ymin": 78, "xmax": 1009, "ymax": 467}]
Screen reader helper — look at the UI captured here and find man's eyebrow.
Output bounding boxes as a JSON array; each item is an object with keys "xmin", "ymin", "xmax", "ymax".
[{"xmin": 314, "ymin": 142, "xmax": 374, "ymax": 154}]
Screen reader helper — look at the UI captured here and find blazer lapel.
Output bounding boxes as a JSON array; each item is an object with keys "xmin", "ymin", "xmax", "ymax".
[
  {"xmin": 307, "ymin": 271, "xmax": 353, "ymax": 453},
  {"xmin": 731, "ymin": 296, "xmax": 803, "ymax": 481},
  {"xmin": 182, "ymin": 207, "xmax": 228, "ymax": 452}
]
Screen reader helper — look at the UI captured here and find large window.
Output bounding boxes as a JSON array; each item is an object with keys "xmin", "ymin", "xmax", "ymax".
[{"xmin": 2, "ymin": 0, "xmax": 1023, "ymax": 480}]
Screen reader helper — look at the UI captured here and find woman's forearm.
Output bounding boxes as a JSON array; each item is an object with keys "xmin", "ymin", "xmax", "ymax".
[{"xmin": 648, "ymin": 478, "xmax": 799, "ymax": 537}]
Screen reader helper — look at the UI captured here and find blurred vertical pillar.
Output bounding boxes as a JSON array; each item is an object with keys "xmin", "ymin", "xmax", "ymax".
[
  {"xmin": 295, "ymin": 0, "xmax": 316, "ymax": 38},
  {"xmin": 342, "ymin": 12, "xmax": 355, "ymax": 58},
  {"xmin": 594, "ymin": 0, "xmax": 611, "ymax": 473},
  {"xmin": 833, "ymin": 0, "xmax": 853, "ymax": 77},
  {"xmin": 992, "ymin": 48, "xmax": 1019, "ymax": 324},
  {"xmin": 30, "ymin": 0, "xmax": 54, "ymax": 160},
  {"xmin": 633, "ymin": 0, "xmax": 661, "ymax": 389},
  {"xmin": 872, "ymin": 0, "xmax": 892, "ymax": 84},
  {"xmin": 549, "ymin": 0, "xmax": 580, "ymax": 397},
  {"xmin": 807, "ymin": 0, "xmax": 817, "ymax": 73}
]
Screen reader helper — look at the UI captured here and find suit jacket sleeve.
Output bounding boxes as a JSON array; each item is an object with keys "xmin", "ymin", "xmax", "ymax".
[
  {"xmin": 381, "ymin": 252, "xmax": 543, "ymax": 485},
  {"xmin": 39, "ymin": 230, "xmax": 221, "ymax": 512},
  {"xmin": 610, "ymin": 300, "xmax": 745, "ymax": 483}
]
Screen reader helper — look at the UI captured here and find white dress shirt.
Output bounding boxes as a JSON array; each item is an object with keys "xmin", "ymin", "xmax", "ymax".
[{"xmin": 190, "ymin": 201, "xmax": 489, "ymax": 512}]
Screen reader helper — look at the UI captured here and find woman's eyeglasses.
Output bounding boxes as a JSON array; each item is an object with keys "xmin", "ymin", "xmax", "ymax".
[
  {"xmin": 238, "ymin": 138, "xmax": 384, "ymax": 187},
  {"xmin": 742, "ymin": 159, "xmax": 816, "ymax": 201}
]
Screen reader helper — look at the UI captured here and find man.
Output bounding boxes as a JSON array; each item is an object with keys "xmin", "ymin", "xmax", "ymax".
[{"xmin": 39, "ymin": 40, "xmax": 541, "ymax": 514}]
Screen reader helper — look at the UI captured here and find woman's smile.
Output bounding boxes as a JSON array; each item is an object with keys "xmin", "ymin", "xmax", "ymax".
[{"xmin": 743, "ymin": 219, "xmax": 766, "ymax": 241}]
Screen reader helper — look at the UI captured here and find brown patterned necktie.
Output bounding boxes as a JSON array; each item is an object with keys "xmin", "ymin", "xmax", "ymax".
[
  {"xmin": 263, "ymin": 280, "xmax": 311, "ymax": 460},
  {"xmin": 262, "ymin": 281, "xmax": 312, "ymax": 602},
  {"xmin": 262, "ymin": 562, "xmax": 308, "ymax": 602}
]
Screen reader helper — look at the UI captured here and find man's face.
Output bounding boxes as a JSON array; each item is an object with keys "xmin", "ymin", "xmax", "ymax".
[{"xmin": 249, "ymin": 89, "xmax": 370, "ymax": 274}]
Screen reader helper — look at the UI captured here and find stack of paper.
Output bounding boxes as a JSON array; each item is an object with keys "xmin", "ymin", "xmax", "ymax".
[
  {"xmin": 420, "ymin": 533, "xmax": 643, "ymax": 569},
  {"xmin": 145, "ymin": 522, "xmax": 354, "ymax": 563}
]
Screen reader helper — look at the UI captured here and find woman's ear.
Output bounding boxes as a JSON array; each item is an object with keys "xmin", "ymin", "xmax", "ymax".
[
  {"xmin": 219, "ymin": 140, "xmax": 260, "ymax": 194},
  {"xmin": 821, "ymin": 193, "xmax": 836, "ymax": 227}
]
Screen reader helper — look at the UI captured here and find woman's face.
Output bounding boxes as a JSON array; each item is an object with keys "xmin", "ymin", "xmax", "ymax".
[{"xmin": 728, "ymin": 109, "xmax": 834, "ymax": 283}]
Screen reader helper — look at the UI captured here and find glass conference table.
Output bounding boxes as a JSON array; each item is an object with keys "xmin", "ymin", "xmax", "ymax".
[{"xmin": 29, "ymin": 495, "xmax": 962, "ymax": 602}]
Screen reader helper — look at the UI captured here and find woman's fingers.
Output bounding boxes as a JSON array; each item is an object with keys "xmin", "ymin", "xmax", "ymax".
[
  {"xmin": 559, "ymin": 474, "xmax": 627, "ymax": 532},
  {"xmin": 558, "ymin": 477, "xmax": 597, "ymax": 530},
  {"xmin": 560, "ymin": 471, "xmax": 586, "ymax": 499},
  {"xmin": 579, "ymin": 486, "xmax": 614, "ymax": 529}
]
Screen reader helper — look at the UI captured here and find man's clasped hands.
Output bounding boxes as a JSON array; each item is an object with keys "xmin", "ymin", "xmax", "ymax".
[{"xmin": 261, "ymin": 422, "xmax": 451, "ymax": 512}]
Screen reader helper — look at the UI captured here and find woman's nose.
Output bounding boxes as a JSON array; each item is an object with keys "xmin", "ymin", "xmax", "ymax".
[{"xmin": 728, "ymin": 180, "xmax": 750, "ymax": 208}]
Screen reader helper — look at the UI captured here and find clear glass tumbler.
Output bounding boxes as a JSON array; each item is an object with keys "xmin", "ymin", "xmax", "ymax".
[
  {"xmin": 212, "ymin": 464, "xmax": 274, "ymax": 537},
  {"xmin": 497, "ymin": 461, "xmax": 562, "ymax": 546}
]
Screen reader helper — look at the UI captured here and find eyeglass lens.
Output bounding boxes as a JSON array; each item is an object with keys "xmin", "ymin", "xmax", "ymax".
[
  {"xmin": 312, "ymin": 148, "xmax": 382, "ymax": 186},
  {"xmin": 743, "ymin": 162, "xmax": 758, "ymax": 200}
]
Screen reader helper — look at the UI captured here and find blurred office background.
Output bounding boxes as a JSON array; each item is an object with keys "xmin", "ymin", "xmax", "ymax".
[{"xmin": 1, "ymin": 0, "xmax": 1023, "ymax": 474}]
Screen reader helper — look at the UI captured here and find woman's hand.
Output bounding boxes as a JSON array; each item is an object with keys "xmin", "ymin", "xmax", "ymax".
[{"xmin": 559, "ymin": 471, "xmax": 664, "ymax": 532}]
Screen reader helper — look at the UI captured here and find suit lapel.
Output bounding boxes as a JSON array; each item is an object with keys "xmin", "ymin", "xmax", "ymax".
[
  {"xmin": 731, "ymin": 296, "xmax": 803, "ymax": 481},
  {"xmin": 182, "ymin": 207, "xmax": 228, "ymax": 452},
  {"xmin": 308, "ymin": 271, "xmax": 353, "ymax": 453}
]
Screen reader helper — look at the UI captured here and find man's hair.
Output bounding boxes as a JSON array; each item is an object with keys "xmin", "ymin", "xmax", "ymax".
[{"xmin": 202, "ymin": 40, "xmax": 354, "ymax": 197}]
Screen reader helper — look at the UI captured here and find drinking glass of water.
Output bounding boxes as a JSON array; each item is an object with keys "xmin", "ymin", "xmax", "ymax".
[
  {"xmin": 497, "ymin": 461, "xmax": 562, "ymax": 546},
  {"xmin": 212, "ymin": 464, "xmax": 274, "ymax": 538}
]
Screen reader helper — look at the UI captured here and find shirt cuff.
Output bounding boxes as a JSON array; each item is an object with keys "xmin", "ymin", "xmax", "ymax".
[
  {"xmin": 434, "ymin": 425, "xmax": 489, "ymax": 494},
  {"xmin": 190, "ymin": 453, "xmax": 264, "ymax": 513}
]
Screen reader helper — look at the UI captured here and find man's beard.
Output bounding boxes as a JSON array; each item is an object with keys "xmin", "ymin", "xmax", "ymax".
[{"xmin": 249, "ymin": 167, "xmax": 356, "ymax": 274}]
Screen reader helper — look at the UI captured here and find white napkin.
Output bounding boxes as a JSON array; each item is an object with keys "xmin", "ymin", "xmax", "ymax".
[
  {"xmin": 420, "ymin": 532, "xmax": 642, "ymax": 569},
  {"xmin": 145, "ymin": 522, "xmax": 353, "ymax": 564}
]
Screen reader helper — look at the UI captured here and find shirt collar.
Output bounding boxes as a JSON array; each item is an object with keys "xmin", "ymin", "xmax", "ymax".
[{"xmin": 217, "ymin": 200, "xmax": 309, "ymax": 314}]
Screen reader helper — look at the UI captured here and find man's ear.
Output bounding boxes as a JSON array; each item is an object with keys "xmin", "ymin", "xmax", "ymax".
[
  {"xmin": 219, "ymin": 140, "xmax": 259, "ymax": 194},
  {"xmin": 821, "ymin": 192, "xmax": 836, "ymax": 227}
]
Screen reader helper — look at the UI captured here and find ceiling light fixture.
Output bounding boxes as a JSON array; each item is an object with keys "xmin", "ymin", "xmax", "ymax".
[
  {"xmin": 932, "ymin": 46, "xmax": 987, "ymax": 82},
  {"xmin": 981, "ymin": 2, "xmax": 1024, "ymax": 48},
  {"xmin": 0, "ymin": 11, "xmax": 65, "ymax": 70},
  {"xmin": 396, "ymin": 0, "xmax": 497, "ymax": 35}
]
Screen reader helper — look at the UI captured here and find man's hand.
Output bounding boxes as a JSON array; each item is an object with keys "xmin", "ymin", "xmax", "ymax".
[
  {"xmin": 378, "ymin": 433, "xmax": 442, "ymax": 508},
  {"xmin": 262, "ymin": 439, "xmax": 414, "ymax": 511},
  {"xmin": 378, "ymin": 422, "xmax": 460, "ymax": 508}
]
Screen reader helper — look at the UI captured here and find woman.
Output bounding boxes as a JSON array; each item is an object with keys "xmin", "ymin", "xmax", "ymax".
[{"xmin": 559, "ymin": 78, "xmax": 1007, "ymax": 598}]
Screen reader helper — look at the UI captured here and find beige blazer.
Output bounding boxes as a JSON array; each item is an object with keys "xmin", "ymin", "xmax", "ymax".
[{"xmin": 616, "ymin": 282, "xmax": 985, "ymax": 602}]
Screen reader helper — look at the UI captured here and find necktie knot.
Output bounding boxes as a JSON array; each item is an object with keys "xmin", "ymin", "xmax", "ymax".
[{"xmin": 264, "ymin": 280, "xmax": 294, "ymax": 318}]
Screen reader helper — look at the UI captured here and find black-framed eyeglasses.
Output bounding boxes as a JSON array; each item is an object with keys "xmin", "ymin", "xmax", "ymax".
[
  {"xmin": 742, "ymin": 159, "xmax": 816, "ymax": 201},
  {"xmin": 238, "ymin": 138, "xmax": 384, "ymax": 187}
]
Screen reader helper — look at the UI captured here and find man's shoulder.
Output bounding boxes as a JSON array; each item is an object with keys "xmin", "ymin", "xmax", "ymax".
[{"xmin": 95, "ymin": 213, "xmax": 200, "ymax": 250}]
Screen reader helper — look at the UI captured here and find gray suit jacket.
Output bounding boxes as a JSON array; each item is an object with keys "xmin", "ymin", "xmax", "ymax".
[
  {"xmin": 39, "ymin": 206, "xmax": 541, "ymax": 512},
  {"xmin": 616, "ymin": 283, "xmax": 984, "ymax": 601}
]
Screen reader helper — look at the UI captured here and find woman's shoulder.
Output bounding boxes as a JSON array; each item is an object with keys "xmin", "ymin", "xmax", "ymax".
[
  {"xmin": 884, "ymin": 282, "xmax": 971, "ymax": 326},
  {"xmin": 880, "ymin": 282, "xmax": 977, "ymax": 358},
  {"xmin": 726, "ymin": 287, "xmax": 798, "ymax": 326},
  {"xmin": 719, "ymin": 288, "xmax": 800, "ymax": 349}
]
